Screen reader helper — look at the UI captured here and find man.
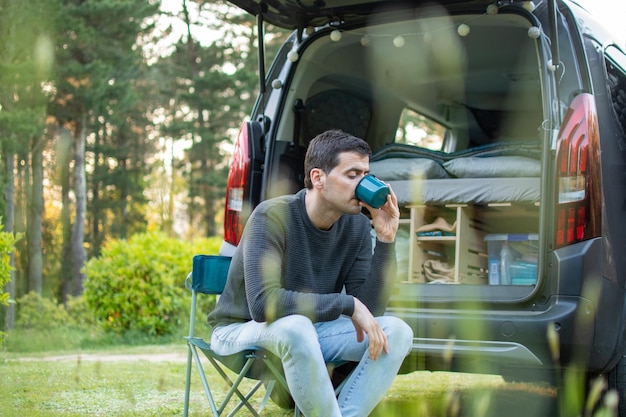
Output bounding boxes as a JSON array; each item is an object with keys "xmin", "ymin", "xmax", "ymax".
[{"xmin": 208, "ymin": 129, "xmax": 413, "ymax": 417}]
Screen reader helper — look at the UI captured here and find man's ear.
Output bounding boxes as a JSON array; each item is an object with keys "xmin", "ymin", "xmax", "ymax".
[{"xmin": 310, "ymin": 168, "xmax": 325, "ymax": 189}]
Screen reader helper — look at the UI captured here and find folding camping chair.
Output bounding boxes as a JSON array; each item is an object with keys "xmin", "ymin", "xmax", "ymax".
[
  {"xmin": 183, "ymin": 254, "xmax": 355, "ymax": 417},
  {"xmin": 183, "ymin": 254, "xmax": 290, "ymax": 417}
]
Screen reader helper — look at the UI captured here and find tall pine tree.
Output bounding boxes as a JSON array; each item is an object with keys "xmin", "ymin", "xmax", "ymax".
[{"xmin": 49, "ymin": 0, "xmax": 159, "ymax": 297}]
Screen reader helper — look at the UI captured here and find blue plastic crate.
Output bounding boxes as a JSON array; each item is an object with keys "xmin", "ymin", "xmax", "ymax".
[{"xmin": 485, "ymin": 234, "xmax": 538, "ymax": 285}]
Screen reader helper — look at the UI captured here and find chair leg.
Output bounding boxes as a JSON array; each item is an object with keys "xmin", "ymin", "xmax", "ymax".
[
  {"xmin": 262, "ymin": 357, "xmax": 290, "ymax": 392},
  {"xmin": 191, "ymin": 345, "xmax": 221, "ymax": 416},
  {"xmin": 184, "ymin": 344, "xmax": 193, "ymax": 417},
  {"xmin": 220, "ymin": 358, "xmax": 261, "ymax": 416},
  {"xmin": 188, "ymin": 341, "xmax": 319, "ymax": 417},
  {"xmin": 226, "ymin": 380, "xmax": 265, "ymax": 417},
  {"xmin": 207, "ymin": 356, "xmax": 264, "ymax": 417},
  {"xmin": 259, "ymin": 379, "xmax": 276, "ymax": 413}
]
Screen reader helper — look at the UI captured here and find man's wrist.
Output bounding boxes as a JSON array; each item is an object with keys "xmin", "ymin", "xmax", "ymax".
[
  {"xmin": 342, "ymin": 295, "xmax": 355, "ymax": 316},
  {"xmin": 376, "ymin": 235, "xmax": 395, "ymax": 244}
]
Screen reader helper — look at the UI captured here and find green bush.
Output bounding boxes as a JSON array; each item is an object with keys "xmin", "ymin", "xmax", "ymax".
[
  {"xmin": 65, "ymin": 294, "xmax": 95, "ymax": 327},
  {"xmin": 14, "ymin": 291, "xmax": 72, "ymax": 330},
  {"xmin": 6, "ymin": 293, "xmax": 97, "ymax": 353},
  {"xmin": 84, "ymin": 232, "xmax": 220, "ymax": 336},
  {"xmin": 0, "ymin": 224, "xmax": 17, "ymax": 344}
]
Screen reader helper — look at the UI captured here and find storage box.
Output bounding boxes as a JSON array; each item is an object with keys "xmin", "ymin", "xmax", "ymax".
[{"xmin": 484, "ymin": 234, "xmax": 539, "ymax": 285}]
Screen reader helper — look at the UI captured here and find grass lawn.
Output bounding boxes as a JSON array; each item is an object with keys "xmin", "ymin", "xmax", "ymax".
[{"xmin": 0, "ymin": 343, "xmax": 561, "ymax": 417}]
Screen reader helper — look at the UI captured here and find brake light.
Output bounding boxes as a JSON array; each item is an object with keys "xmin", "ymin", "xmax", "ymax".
[
  {"xmin": 224, "ymin": 123, "xmax": 250, "ymax": 246},
  {"xmin": 554, "ymin": 93, "xmax": 601, "ymax": 248}
]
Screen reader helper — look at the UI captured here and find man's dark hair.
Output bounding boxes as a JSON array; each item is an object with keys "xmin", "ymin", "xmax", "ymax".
[{"xmin": 304, "ymin": 130, "xmax": 371, "ymax": 189}]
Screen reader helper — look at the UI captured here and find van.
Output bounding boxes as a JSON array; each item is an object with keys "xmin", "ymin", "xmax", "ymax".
[{"xmin": 219, "ymin": 0, "xmax": 626, "ymax": 412}]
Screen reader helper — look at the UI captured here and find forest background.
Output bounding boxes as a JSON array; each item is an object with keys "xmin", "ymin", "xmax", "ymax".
[{"xmin": 0, "ymin": 0, "xmax": 288, "ymax": 337}]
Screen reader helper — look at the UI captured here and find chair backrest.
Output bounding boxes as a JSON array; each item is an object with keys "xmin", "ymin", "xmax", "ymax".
[
  {"xmin": 191, "ymin": 255, "xmax": 232, "ymax": 294},
  {"xmin": 186, "ymin": 255, "xmax": 232, "ymax": 340}
]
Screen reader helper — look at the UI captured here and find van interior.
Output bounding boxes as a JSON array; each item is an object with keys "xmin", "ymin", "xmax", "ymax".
[{"xmin": 266, "ymin": 9, "xmax": 545, "ymax": 289}]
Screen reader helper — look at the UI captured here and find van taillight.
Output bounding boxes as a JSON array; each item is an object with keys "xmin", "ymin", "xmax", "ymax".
[
  {"xmin": 224, "ymin": 123, "xmax": 250, "ymax": 246},
  {"xmin": 554, "ymin": 93, "xmax": 601, "ymax": 248}
]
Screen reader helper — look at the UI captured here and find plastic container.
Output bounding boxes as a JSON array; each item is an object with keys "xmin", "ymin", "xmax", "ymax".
[
  {"xmin": 484, "ymin": 234, "xmax": 539, "ymax": 285},
  {"xmin": 499, "ymin": 242, "xmax": 513, "ymax": 285}
]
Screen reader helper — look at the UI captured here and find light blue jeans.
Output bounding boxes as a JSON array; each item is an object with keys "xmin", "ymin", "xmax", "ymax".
[{"xmin": 210, "ymin": 315, "xmax": 413, "ymax": 417}]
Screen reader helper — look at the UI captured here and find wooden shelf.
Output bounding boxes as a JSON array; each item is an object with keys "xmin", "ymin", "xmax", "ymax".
[{"xmin": 416, "ymin": 236, "xmax": 456, "ymax": 242}]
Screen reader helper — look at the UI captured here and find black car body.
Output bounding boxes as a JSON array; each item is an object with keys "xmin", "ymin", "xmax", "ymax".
[{"xmin": 219, "ymin": 0, "xmax": 626, "ymax": 411}]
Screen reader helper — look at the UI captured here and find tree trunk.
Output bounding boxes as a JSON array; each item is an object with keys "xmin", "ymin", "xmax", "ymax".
[
  {"xmin": 3, "ymin": 153, "xmax": 16, "ymax": 331},
  {"xmin": 119, "ymin": 158, "xmax": 128, "ymax": 238},
  {"xmin": 16, "ymin": 153, "xmax": 29, "ymax": 294},
  {"xmin": 27, "ymin": 134, "xmax": 44, "ymax": 295},
  {"xmin": 90, "ymin": 129, "xmax": 102, "ymax": 256},
  {"xmin": 58, "ymin": 127, "xmax": 74, "ymax": 303},
  {"xmin": 71, "ymin": 114, "xmax": 87, "ymax": 295},
  {"xmin": 205, "ymin": 203, "xmax": 217, "ymax": 236}
]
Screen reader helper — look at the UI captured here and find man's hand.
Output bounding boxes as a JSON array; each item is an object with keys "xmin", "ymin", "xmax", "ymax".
[
  {"xmin": 351, "ymin": 297, "xmax": 389, "ymax": 360},
  {"xmin": 361, "ymin": 185, "xmax": 399, "ymax": 243}
]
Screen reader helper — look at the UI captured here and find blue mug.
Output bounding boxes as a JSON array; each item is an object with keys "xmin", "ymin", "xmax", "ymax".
[{"xmin": 355, "ymin": 175, "xmax": 390, "ymax": 209}]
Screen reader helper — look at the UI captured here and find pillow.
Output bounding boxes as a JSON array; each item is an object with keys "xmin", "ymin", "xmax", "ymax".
[
  {"xmin": 452, "ymin": 142, "xmax": 541, "ymax": 159},
  {"xmin": 443, "ymin": 156, "xmax": 541, "ymax": 178},
  {"xmin": 369, "ymin": 158, "xmax": 449, "ymax": 180},
  {"xmin": 371, "ymin": 143, "xmax": 446, "ymax": 163}
]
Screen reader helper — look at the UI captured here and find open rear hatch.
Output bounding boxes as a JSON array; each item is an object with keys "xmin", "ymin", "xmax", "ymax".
[
  {"xmin": 224, "ymin": 0, "xmax": 568, "ymax": 300},
  {"xmin": 227, "ymin": 0, "xmax": 501, "ymax": 29}
]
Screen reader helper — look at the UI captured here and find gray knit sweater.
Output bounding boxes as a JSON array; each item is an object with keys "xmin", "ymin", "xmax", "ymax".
[{"xmin": 207, "ymin": 189, "xmax": 397, "ymax": 327}]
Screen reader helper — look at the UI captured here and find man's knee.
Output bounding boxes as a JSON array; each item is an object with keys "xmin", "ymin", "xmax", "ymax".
[
  {"xmin": 379, "ymin": 316, "xmax": 413, "ymax": 355},
  {"xmin": 270, "ymin": 315, "xmax": 318, "ymax": 354},
  {"xmin": 272, "ymin": 315, "xmax": 315, "ymax": 336}
]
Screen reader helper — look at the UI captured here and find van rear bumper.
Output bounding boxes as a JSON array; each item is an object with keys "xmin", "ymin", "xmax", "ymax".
[
  {"xmin": 411, "ymin": 337, "xmax": 543, "ymax": 366},
  {"xmin": 387, "ymin": 294, "xmax": 595, "ymax": 376}
]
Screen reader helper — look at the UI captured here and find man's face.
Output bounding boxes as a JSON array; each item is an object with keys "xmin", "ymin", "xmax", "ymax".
[{"xmin": 322, "ymin": 151, "xmax": 369, "ymax": 214}]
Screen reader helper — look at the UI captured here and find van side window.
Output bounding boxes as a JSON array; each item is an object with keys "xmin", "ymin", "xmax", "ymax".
[
  {"xmin": 395, "ymin": 108, "xmax": 446, "ymax": 151},
  {"xmin": 605, "ymin": 45, "xmax": 626, "ymax": 139}
]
